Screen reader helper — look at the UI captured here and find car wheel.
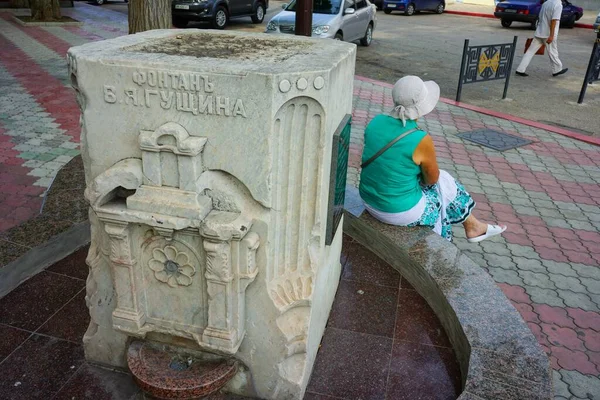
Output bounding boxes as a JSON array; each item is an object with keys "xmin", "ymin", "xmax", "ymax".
[
  {"xmin": 501, "ymin": 18, "xmax": 512, "ymax": 28},
  {"xmin": 565, "ymin": 14, "xmax": 576, "ymax": 28},
  {"xmin": 173, "ymin": 17, "xmax": 188, "ymax": 28},
  {"xmin": 435, "ymin": 1, "xmax": 444, "ymax": 14},
  {"xmin": 212, "ymin": 6, "xmax": 228, "ymax": 29},
  {"xmin": 251, "ymin": 2, "xmax": 265, "ymax": 23},
  {"xmin": 405, "ymin": 3, "xmax": 415, "ymax": 16},
  {"xmin": 384, "ymin": 8, "xmax": 392, "ymax": 14},
  {"xmin": 360, "ymin": 23, "xmax": 373, "ymax": 46},
  {"xmin": 334, "ymin": 32, "xmax": 343, "ymax": 40},
  {"xmin": 94, "ymin": 0, "xmax": 104, "ymax": 5}
]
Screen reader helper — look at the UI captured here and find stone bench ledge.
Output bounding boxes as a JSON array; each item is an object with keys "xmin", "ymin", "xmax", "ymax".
[{"xmin": 343, "ymin": 207, "xmax": 553, "ymax": 400}]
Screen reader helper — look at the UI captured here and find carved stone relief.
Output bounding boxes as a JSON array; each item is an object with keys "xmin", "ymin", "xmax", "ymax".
[
  {"xmin": 148, "ymin": 245, "xmax": 196, "ymax": 287},
  {"xmin": 86, "ymin": 121, "xmax": 261, "ymax": 355}
]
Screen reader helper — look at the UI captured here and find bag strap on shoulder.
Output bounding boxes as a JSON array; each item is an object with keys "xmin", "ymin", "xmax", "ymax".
[{"xmin": 361, "ymin": 127, "xmax": 420, "ymax": 169}]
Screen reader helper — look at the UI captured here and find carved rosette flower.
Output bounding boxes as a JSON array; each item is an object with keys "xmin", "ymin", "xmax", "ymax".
[{"xmin": 149, "ymin": 245, "xmax": 196, "ymax": 288}]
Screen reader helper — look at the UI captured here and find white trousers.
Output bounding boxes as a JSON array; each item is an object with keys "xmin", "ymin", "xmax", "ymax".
[{"xmin": 516, "ymin": 36, "xmax": 563, "ymax": 74}]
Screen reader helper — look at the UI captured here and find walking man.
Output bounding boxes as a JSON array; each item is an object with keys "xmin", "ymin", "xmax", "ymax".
[{"xmin": 516, "ymin": 0, "xmax": 568, "ymax": 77}]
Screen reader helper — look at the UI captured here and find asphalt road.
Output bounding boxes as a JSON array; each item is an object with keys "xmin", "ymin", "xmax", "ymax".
[
  {"xmin": 357, "ymin": 12, "xmax": 600, "ymax": 136},
  {"xmin": 96, "ymin": 1, "xmax": 599, "ymax": 135}
]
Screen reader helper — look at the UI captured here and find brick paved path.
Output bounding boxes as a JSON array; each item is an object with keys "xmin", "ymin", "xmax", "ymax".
[
  {"xmin": 352, "ymin": 78, "xmax": 600, "ymax": 399},
  {"xmin": 0, "ymin": 3, "xmax": 599, "ymax": 398}
]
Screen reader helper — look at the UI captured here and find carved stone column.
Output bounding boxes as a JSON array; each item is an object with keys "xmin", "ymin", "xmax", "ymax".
[
  {"xmin": 202, "ymin": 239, "xmax": 235, "ymax": 352},
  {"xmin": 104, "ymin": 221, "xmax": 146, "ymax": 334}
]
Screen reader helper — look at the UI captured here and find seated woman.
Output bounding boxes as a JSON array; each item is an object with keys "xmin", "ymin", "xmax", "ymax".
[{"xmin": 359, "ymin": 76, "xmax": 506, "ymax": 242}]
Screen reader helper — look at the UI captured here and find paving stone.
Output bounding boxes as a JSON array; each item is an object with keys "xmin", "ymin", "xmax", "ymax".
[
  {"xmin": 512, "ymin": 205, "xmax": 541, "ymax": 217},
  {"xmin": 550, "ymin": 275, "xmax": 587, "ymax": 294},
  {"xmin": 526, "ymin": 287, "xmax": 566, "ymax": 308},
  {"xmin": 538, "ymin": 208, "xmax": 564, "ymax": 219},
  {"xmin": 507, "ymin": 243, "xmax": 537, "ymax": 258},
  {"xmin": 480, "ymin": 241, "xmax": 511, "ymax": 257},
  {"xmin": 463, "ymin": 252, "xmax": 487, "ymax": 268},
  {"xmin": 519, "ymin": 270, "xmax": 556, "ymax": 290},
  {"xmin": 509, "ymin": 197, "xmax": 534, "ymax": 207},
  {"xmin": 486, "ymin": 267, "xmax": 524, "ymax": 286},
  {"xmin": 569, "ymin": 220, "xmax": 597, "ymax": 231},
  {"xmin": 553, "ymin": 370, "xmax": 572, "ymax": 399},
  {"xmin": 512, "ymin": 256, "xmax": 546, "ymax": 273},
  {"xmin": 556, "ymin": 290, "xmax": 599, "ymax": 312},
  {"xmin": 582, "ymin": 279, "xmax": 600, "ymax": 295},
  {"xmin": 483, "ymin": 253, "xmax": 516, "ymax": 270},
  {"xmin": 528, "ymin": 191, "xmax": 552, "ymax": 200},
  {"xmin": 560, "ymin": 370, "xmax": 600, "ymax": 399},
  {"xmin": 542, "ymin": 260, "xmax": 579, "ymax": 278},
  {"xmin": 544, "ymin": 218, "xmax": 573, "ymax": 229}
]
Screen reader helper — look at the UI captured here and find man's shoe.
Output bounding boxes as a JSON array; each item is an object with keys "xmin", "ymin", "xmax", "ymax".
[
  {"xmin": 515, "ymin": 71, "xmax": 528, "ymax": 77},
  {"xmin": 553, "ymin": 68, "xmax": 568, "ymax": 77}
]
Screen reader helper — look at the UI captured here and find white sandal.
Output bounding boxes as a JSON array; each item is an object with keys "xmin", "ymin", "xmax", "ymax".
[{"xmin": 467, "ymin": 224, "xmax": 507, "ymax": 243}]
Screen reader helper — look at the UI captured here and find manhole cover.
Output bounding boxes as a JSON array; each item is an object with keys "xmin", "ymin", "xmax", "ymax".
[{"xmin": 457, "ymin": 129, "xmax": 532, "ymax": 151}]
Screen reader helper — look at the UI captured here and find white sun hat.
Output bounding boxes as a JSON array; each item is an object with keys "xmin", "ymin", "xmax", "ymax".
[{"xmin": 390, "ymin": 76, "xmax": 440, "ymax": 126}]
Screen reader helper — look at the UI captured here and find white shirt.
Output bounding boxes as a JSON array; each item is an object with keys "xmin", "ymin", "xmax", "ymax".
[{"xmin": 536, "ymin": 0, "xmax": 563, "ymax": 38}]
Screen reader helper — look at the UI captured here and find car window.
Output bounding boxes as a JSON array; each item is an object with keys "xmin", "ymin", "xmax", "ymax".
[
  {"xmin": 344, "ymin": 0, "xmax": 355, "ymax": 9},
  {"xmin": 355, "ymin": 0, "xmax": 367, "ymax": 9},
  {"xmin": 285, "ymin": 0, "xmax": 343, "ymax": 15}
]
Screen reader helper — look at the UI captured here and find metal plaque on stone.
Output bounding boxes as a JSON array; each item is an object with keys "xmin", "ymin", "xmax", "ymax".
[{"xmin": 326, "ymin": 114, "xmax": 351, "ymax": 245}]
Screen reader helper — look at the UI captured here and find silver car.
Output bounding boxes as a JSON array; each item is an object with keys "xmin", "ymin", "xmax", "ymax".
[
  {"xmin": 594, "ymin": 10, "xmax": 599, "ymax": 33},
  {"xmin": 265, "ymin": 0, "xmax": 377, "ymax": 46}
]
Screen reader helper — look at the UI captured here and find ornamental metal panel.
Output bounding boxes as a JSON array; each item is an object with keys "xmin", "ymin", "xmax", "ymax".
[
  {"xmin": 457, "ymin": 129, "xmax": 532, "ymax": 151},
  {"xmin": 456, "ymin": 36, "xmax": 518, "ymax": 102},
  {"xmin": 325, "ymin": 114, "xmax": 351, "ymax": 245}
]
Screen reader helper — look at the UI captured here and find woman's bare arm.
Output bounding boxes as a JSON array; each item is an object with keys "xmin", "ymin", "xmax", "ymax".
[{"xmin": 413, "ymin": 134, "xmax": 440, "ymax": 185}]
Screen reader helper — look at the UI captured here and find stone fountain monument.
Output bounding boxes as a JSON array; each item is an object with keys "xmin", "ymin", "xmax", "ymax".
[{"xmin": 68, "ymin": 30, "xmax": 355, "ymax": 399}]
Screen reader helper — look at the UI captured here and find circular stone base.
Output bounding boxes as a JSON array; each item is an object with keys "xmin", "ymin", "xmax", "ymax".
[{"xmin": 127, "ymin": 341, "xmax": 238, "ymax": 400}]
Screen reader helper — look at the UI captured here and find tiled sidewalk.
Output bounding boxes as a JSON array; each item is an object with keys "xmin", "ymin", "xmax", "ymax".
[
  {"xmin": 0, "ymin": 238, "xmax": 460, "ymax": 399},
  {"xmin": 0, "ymin": 2, "xmax": 599, "ymax": 398},
  {"xmin": 352, "ymin": 78, "xmax": 600, "ymax": 399}
]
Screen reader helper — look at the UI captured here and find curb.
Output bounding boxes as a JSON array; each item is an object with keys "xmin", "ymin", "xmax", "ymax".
[
  {"xmin": 443, "ymin": 9, "xmax": 594, "ymax": 29},
  {"xmin": 355, "ymin": 75, "xmax": 600, "ymax": 147},
  {"xmin": 0, "ymin": 222, "xmax": 90, "ymax": 299}
]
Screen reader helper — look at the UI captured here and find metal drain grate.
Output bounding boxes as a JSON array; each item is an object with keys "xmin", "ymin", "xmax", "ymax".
[{"xmin": 457, "ymin": 129, "xmax": 532, "ymax": 151}]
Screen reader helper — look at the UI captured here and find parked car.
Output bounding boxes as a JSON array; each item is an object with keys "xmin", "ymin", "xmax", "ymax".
[
  {"xmin": 594, "ymin": 9, "xmax": 600, "ymax": 33},
  {"xmin": 265, "ymin": 0, "xmax": 377, "ymax": 46},
  {"xmin": 382, "ymin": 0, "xmax": 445, "ymax": 15},
  {"xmin": 372, "ymin": 0, "xmax": 384, "ymax": 9},
  {"xmin": 172, "ymin": 0, "xmax": 269, "ymax": 29},
  {"xmin": 494, "ymin": 0, "xmax": 583, "ymax": 29}
]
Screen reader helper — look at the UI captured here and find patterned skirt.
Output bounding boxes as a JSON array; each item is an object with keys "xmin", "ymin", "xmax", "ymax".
[{"xmin": 364, "ymin": 170, "xmax": 476, "ymax": 241}]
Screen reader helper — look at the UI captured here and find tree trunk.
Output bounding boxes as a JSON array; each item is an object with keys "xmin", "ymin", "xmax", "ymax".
[
  {"xmin": 128, "ymin": 0, "xmax": 172, "ymax": 34},
  {"xmin": 30, "ymin": 0, "xmax": 61, "ymax": 21},
  {"xmin": 11, "ymin": 0, "xmax": 30, "ymax": 8}
]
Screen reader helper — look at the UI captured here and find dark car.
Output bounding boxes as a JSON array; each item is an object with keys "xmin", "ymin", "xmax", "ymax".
[
  {"xmin": 172, "ymin": 0, "xmax": 269, "ymax": 29},
  {"xmin": 382, "ymin": 0, "xmax": 445, "ymax": 15},
  {"xmin": 494, "ymin": 0, "xmax": 583, "ymax": 29}
]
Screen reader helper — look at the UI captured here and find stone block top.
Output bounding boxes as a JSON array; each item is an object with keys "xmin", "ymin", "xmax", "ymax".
[{"xmin": 67, "ymin": 29, "xmax": 357, "ymax": 75}]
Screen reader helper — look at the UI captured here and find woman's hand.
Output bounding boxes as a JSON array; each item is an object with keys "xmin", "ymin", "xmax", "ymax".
[{"xmin": 413, "ymin": 134, "xmax": 440, "ymax": 185}]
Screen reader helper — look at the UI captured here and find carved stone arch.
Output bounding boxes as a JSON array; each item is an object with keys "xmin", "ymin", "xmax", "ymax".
[
  {"xmin": 139, "ymin": 121, "xmax": 206, "ymax": 156},
  {"xmin": 269, "ymin": 96, "xmax": 325, "ymax": 286},
  {"xmin": 84, "ymin": 158, "xmax": 143, "ymax": 208}
]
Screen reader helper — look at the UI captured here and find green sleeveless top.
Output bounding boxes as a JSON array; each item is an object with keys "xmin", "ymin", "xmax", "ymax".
[{"xmin": 359, "ymin": 115, "xmax": 427, "ymax": 213}]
